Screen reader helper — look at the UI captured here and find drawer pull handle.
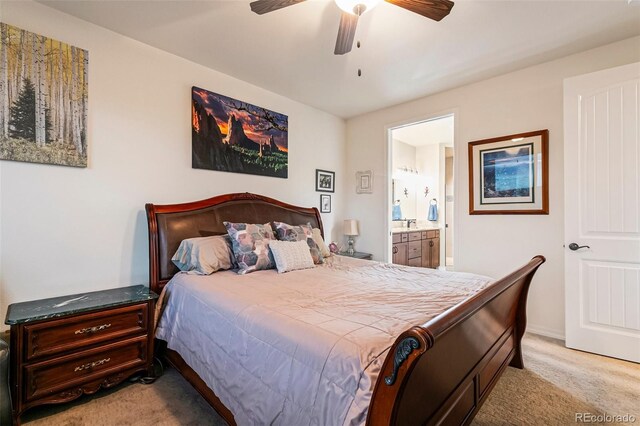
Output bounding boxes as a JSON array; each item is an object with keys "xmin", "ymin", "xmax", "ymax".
[
  {"xmin": 75, "ymin": 323, "xmax": 111, "ymax": 335},
  {"xmin": 74, "ymin": 357, "xmax": 111, "ymax": 372}
]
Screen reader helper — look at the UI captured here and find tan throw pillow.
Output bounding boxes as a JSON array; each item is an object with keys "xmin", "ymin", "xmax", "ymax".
[
  {"xmin": 269, "ymin": 240, "xmax": 315, "ymax": 273},
  {"xmin": 172, "ymin": 235, "xmax": 235, "ymax": 275},
  {"xmin": 311, "ymin": 228, "xmax": 331, "ymax": 258}
]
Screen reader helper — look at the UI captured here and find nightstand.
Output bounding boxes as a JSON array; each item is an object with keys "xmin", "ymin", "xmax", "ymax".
[
  {"xmin": 338, "ymin": 251, "xmax": 373, "ymax": 260},
  {"xmin": 4, "ymin": 285, "xmax": 158, "ymax": 425}
]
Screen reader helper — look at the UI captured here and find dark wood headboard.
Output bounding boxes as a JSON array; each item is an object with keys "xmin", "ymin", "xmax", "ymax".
[{"xmin": 145, "ymin": 192, "xmax": 324, "ymax": 294}]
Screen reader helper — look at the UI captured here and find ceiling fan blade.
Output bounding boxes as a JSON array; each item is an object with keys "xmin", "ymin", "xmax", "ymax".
[
  {"xmin": 334, "ymin": 12, "xmax": 359, "ymax": 55},
  {"xmin": 250, "ymin": 0, "xmax": 306, "ymax": 15},
  {"xmin": 384, "ymin": 0, "xmax": 454, "ymax": 21}
]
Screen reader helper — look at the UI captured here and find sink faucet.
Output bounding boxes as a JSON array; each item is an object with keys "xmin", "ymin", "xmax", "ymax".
[{"xmin": 407, "ymin": 219, "xmax": 416, "ymax": 229}]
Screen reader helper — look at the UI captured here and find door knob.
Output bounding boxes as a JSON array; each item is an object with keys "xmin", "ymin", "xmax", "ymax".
[{"xmin": 568, "ymin": 243, "xmax": 590, "ymax": 251}]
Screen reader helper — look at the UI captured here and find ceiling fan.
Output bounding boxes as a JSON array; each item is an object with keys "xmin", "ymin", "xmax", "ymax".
[{"xmin": 249, "ymin": 0, "xmax": 454, "ymax": 55}]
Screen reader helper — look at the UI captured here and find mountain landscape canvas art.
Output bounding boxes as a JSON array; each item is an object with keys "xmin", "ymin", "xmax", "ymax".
[
  {"xmin": 192, "ymin": 86, "xmax": 288, "ymax": 178},
  {"xmin": 0, "ymin": 23, "xmax": 88, "ymax": 167}
]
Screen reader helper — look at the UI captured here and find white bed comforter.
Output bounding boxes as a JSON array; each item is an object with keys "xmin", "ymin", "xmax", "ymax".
[{"xmin": 155, "ymin": 256, "xmax": 492, "ymax": 426}]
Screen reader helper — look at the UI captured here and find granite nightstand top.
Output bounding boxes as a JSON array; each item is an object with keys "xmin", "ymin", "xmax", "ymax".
[
  {"xmin": 337, "ymin": 251, "xmax": 373, "ymax": 260},
  {"xmin": 5, "ymin": 285, "xmax": 158, "ymax": 325}
]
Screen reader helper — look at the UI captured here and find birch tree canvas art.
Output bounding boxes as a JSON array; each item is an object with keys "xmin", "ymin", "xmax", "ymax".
[{"xmin": 0, "ymin": 23, "xmax": 88, "ymax": 167}]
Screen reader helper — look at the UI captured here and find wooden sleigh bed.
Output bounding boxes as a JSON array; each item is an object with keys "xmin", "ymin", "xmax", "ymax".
[{"xmin": 145, "ymin": 192, "xmax": 545, "ymax": 426}]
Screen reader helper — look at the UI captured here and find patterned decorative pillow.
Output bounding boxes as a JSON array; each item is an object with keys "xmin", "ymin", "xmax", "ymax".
[
  {"xmin": 269, "ymin": 240, "xmax": 315, "ymax": 273},
  {"xmin": 272, "ymin": 221, "xmax": 324, "ymax": 264},
  {"xmin": 224, "ymin": 222, "xmax": 276, "ymax": 275}
]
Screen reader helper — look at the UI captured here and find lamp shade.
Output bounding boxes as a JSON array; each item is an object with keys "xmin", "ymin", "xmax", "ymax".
[{"xmin": 343, "ymin": 219, "xmax": 359, "ymax": 236}]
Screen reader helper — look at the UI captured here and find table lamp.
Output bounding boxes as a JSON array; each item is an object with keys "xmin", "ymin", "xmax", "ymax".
[{"xmin": 344, "ymin": 219, "xmax": 359, "ymax": 255}]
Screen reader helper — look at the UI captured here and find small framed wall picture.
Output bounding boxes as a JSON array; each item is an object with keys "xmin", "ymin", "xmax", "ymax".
[
  {"xmin": 468, "ymin": 129, "xmax": 549, "ymax": 214},
  {"xmin": 320, "ymin": 194, "xmax": 331, "ymax": 213},
  {"xmin": 356, "ymin": 170, "xmax": 373, "ymax": 194},
  {"xmin": 316, "ymin": 169, "xmax": 335, "ymax": 193}
]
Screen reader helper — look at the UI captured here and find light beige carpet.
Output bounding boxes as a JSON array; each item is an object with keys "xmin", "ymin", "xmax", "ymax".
[{"xmin": 22, "ymin": 334, "xmax": 639, "ymax": 425}]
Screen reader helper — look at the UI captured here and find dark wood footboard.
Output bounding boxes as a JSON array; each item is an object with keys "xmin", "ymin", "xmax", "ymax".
[{"xmin": 367, "ymin": 255, "xmax": 545, "ymax": 425}]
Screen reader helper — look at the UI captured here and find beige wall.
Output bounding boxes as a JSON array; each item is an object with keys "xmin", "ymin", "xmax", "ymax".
[
  {"xmin": 345, "ymin": 36, "xmax": 640, "ymax": 338},
  {"xmin": 0, "ymin": 1, "xmax": 347, "ymax": 325},
  {"xmin": 391, "ymin": 139, "xmax": 416, "ymax": 171}
]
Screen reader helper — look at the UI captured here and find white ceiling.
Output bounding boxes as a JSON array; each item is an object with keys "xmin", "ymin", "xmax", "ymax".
[
  {"xmin": 393, "ymin": 114, "xmax": 453, "ymax": 146},
  {"xmin": 41, "ymin": 0, "xmax": 640, "ymax": 118}
]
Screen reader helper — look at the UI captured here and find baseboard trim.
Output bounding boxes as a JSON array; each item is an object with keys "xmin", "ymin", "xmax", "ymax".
[{"xmin": 526, "ymin": 324, "xmax": 565, "ymax": 341}]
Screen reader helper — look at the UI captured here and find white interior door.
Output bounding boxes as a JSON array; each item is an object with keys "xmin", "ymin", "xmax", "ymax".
[{"xmin": 564, "ymin": 62, "xmax": 640, "ymax": 363}]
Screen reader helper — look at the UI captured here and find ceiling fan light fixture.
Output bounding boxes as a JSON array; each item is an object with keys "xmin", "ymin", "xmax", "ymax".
[
  {"xmin": 335, "ymin": 0, "xmax": 382, "ymax": 15},
  {"xmin": 250, "ymin": 0, "xmax": 455, "ymax": 56}
]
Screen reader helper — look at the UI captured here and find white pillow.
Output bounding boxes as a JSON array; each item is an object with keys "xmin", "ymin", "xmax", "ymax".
[
  {"xmin": 269, "ymin": 240, "xmax": 315, "ymax": 273},
  {"xmin": 311, "ymin": 228, "xmax": 331, "ymax": 258},
  {"xmin": 172, "ymin": 235, "xmax": 235, "ymax": 275}
]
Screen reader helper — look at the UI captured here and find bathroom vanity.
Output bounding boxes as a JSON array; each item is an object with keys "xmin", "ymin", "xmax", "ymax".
[{"xmin": 392, "ymin": 228, "xmax": 440, "ymax": 269}]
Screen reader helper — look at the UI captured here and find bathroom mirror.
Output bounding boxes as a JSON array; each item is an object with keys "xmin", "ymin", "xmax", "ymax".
[{"xmin": 392, "ymin": 178, "xmax": 417, "ymax": 221}]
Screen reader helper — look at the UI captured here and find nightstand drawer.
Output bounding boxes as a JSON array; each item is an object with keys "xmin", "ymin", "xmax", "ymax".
[
  {"xmin": 24, "ymin": 303, "xmax": 148, "ymax": 361},
  {"xmin": 24, "ymin": 335, "xmax": 148, "ymax": 402}
]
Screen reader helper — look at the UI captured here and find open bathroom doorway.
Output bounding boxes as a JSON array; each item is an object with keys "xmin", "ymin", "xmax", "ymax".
[{"xmin": 388, "ymin": 114, "xmax": 454, "ymax": 270}]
